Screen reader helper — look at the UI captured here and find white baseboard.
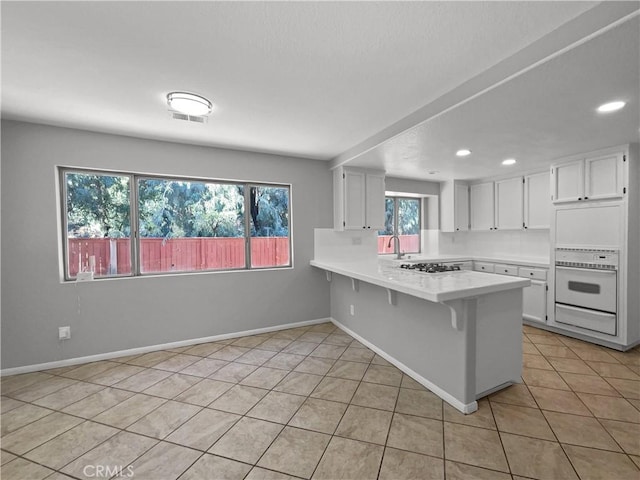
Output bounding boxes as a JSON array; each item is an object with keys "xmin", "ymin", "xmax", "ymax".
[
  {"xmin": 1, "ymin": 318, "xmax": 331, "ymax": 377},
  {"xmin": 331, "ymin": 317, "xmax": 478, "ymax": 414}
]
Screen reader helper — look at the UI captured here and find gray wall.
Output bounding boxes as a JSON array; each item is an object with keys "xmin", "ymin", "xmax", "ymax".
[
  {"xmin": 385, "ymin": 176, "xmax": 440, "ymax": 197},
  {"xmin": 1, "ymin": 121, "xmax": 333, "ymax": 369}
]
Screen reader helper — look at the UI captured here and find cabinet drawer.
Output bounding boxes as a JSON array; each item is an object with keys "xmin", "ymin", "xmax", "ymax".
[
  {"xmin": 519, "ymin": 267, "xmax": 547, "ymax": 281},
  {"xmin": 473, "ymin": 262, "xmax": 494, "ymax": 273},
  {"xmin": 494, "ymin": 264, "xmax": 518, "ymax": 276},
  {"xmin": 555, "ymin": 304, "xmax": 616, "ymax": 336}
]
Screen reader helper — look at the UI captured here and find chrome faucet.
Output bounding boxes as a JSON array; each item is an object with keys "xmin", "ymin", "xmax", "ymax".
[{"xmin": 388, "ymin": 235, "xmax": 405, "ymax": 260}]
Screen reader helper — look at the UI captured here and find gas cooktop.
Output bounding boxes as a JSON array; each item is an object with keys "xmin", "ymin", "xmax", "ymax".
[{"xmin": 399, "ymin": 262, "xmax": 461, "ymax": 273}]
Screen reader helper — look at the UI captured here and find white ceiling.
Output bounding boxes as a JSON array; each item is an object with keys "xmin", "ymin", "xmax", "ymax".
[
  {"xmin": 347, "ymin": 14, "xmax": 640, "ymax": 181},
  {"xmin": 2, "ymin": 1, "xmax": 638, "ymax": 181}
]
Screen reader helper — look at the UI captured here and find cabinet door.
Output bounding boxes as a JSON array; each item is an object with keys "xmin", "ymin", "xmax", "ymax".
[
  {"xmin": 523, "ymin": 280, "xmax": 547, "ymax": 324},
  {"xmin": 454, "ymin": 183, "xmax": 469, "ymax": 231},
  {"xmin": 524, "ymin": 171, "xmax": 550, "ymax": 229},
  {"xmin": 343, "ymin": 169, "xmax": 366, "ymax": 229},
  {"xmin": 495, "ymin": 177, "xmax": 523, "ymax": 230},
  {"xmin": 365, "ymin": 172, "xmax": 386, "ymax": 230},
  {"xmin": 470, "ymin": 182, "xmax": 495, "ymax": 230},
  {"xmin": 584, "ymin": 153, "xmax": 624, "ymax": 200},
  {"xmin": 552, "ymin": 160, "xmax": 584, "ymax": 203}
]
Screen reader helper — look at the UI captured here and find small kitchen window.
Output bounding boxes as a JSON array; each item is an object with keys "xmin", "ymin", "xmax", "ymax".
[
  {"xmin": 60, "ymin": 167, "xmax": 291, "ymax": 280},
  {"xmin": 378, "ymin": 196, "xmax": 421, "ymax": 255}
]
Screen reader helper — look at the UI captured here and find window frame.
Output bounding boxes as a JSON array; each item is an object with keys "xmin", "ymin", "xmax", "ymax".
[
  {"xmin": 60, "ymin": 167, "xmax": 292, "ymax": 281},
  {"xmin": 379, "ymin": 195, "xmax": 422, "ymax": 255}
]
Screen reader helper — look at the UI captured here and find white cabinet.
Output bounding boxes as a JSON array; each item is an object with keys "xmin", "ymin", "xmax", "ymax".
[
  {"xmin": 365, "ymin": 171, "xmax": 386, "ymax": 230},
  {"xmin": 476, "ymin": 262, "xmax": 548, "ymax": 323},
  {"xmin": 585, "ymin": 153, "xmax": 625, "ymax": 200},
  {"xmin": 469, "ymin": 172, "xmax": 550, "ymax": 231},
  {"xmin": 518, "ymin": 266, "xmax": 548, "ymax": 324},
  {"xmin": 523, "ymin": 280, "xmax": 547, "ymax": 324},
  {"xmin": 334, "ymin": 167, "xmax": 385, "ymax": 231},
  {"xmin": 470, "ymin": 182, "xmax": 495, "ymax": 231},
  {"xmin": 551, "ymin": 153, "xmax": 625, "ymax": 203},
  {"xmin": 440, "ymin": 180, "xmax": 469, "ymax": 232},
  {"xmin": 552, "ymin": 160, "xmax": 583, "ymax": 203},
  {"xmin": 494, "ymin": 263, "xmax": 519, "ymax": 276},
  {"xmin": 524, "ymin": 171, "xmax": 550, "ymax": 229},
  {"xmin": 495, "ymin": 177, "xmax": 523, "ymax": 230},
  {"xmin": 473, "ymin": 261, "xmax": 495, "ymax": 273}
]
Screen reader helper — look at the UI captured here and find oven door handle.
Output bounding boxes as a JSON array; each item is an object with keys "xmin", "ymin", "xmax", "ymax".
[{"xmin": 567, "ymin": 281, "xmax": 600, "ymax": 294}]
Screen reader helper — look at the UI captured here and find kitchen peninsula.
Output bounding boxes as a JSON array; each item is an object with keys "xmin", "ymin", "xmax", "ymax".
[{"xmin": 311, "ymin": 256, "xmax": 530, "ymax": 414}]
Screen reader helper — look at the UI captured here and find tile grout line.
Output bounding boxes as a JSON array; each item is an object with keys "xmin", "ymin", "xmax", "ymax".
[
  {"xmin": 541, "ymin": 335, "xmax": 640, "ymax": 469},
  {"xmin": 305, "ymin": 335, "xmax": 378, "ymax": 480},
  {"xmin": 209, "ymin": 323, "xmax": 341, "ymax": 479},
  {"xmin": 483, "ymin": 394, "xmax": 512, "ymax": 477},
  {"xmin": 3, "ymin": 322, "xmax": 639, "ymax": 479},
  {"xmin": 1, "ymin": 326, "xmax": 319, "ymax": 477},
  {"xmin": 375, "ymin": 370, "xmax": 404, "ymax": 480},
  {"xmin": 527, "ymin": 328, "xmax": 638, "ymax": 478}
]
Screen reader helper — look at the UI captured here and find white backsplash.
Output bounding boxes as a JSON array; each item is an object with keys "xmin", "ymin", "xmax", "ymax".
[
  {"xmin": 315, "ymin": 227, "xmax": 550, "ymax": 263},
  {"xmin": 314, "ymin": 228, "xmax": 378, "ymax": 262},
  {"xmin": 432, "ymin": 229, "xmax": 550, "ymax": 260}
]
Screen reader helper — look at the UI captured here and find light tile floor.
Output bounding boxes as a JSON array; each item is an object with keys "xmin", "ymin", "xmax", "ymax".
[{"xmin": 1, "ymin": 322, "xmax": 639, "ymax": 479}]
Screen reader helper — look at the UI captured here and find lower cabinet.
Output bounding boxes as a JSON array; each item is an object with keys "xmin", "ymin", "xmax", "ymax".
[
  {"xmin": 523, "ymin": 280, "xmax": 547, "ymax": 324},
  {"xmin": 474, "ymin": 261, "xmax": 549, "ymax": 323}
]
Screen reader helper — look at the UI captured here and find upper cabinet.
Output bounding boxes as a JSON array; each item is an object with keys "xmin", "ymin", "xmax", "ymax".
[
  {"xmin": 334, "ymin": 166, "xmax": 385, "ymax": 231},
  {"xmin": 470, "ymin": 182, "xmax": 495, "ymax": 231},
  {"xmin": 551, "ymin": 152, "xmax": 625, "ymax": 203},
  {"xmin": 440, "ymin": 180, "xmax": 469, "ymax": 232},
  {"xmin": 495, "ymin": 177, "xmax": 524, "ymax": 230},
  {"xmin": 468, "ymin": 172, "xmax": 551, "ymax": 231},
  {"xmin": 551, "ymin": 159, "xmax": 583, "ymax": 203},
  {"xmin": 585, "ymin": 153, "xmax": 625, "ymax": 200},
  {"xmin": 524, "ymin": 171, "xmax": 550, "ymax": 229}
]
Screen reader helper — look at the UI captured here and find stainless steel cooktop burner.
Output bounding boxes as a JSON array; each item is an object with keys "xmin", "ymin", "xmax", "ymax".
[{"xmin": 399, "ymin": 263, "xmax": 461, "ymax": 273}]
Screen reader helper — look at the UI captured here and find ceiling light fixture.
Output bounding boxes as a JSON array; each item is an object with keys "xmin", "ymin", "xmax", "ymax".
[
  {"xmin": 167, "ymin": 92, "xmax": 212, "ymax": 116},
  {"xmin": 502, "ymin": 158, "xmax": 516, "ymax": 166},
  {"xmin": 456, "ymin": 149, "xmax": 471, "ymax": 157},
  {"xmin": 597, "ymin": 101, "xmax": 625, "ymax": 113}
]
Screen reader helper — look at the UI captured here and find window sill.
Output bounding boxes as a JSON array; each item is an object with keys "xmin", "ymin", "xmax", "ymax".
[{"xmin": 60, "ymin": 265, "xmax": 294, "ymax": 284}]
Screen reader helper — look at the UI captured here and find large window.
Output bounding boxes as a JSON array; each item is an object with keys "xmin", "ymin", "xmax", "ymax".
[
  {"xmin": 378, "ymin": 196, "xmax": 421, "ymax": 255},
  {"xmin": 61, "ymin": 168, "xmax": 291, "ymax": 280}
]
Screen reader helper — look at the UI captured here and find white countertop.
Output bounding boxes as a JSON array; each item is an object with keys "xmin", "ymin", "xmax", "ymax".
[{"xmin": 311, "ymin": 259, "xmax": 530, "ymax": 303}]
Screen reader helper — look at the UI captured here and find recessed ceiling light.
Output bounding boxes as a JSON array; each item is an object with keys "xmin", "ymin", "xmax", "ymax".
[
  {"xmin": 502, "ymin": 158, "xmax": 516, "ymax": 166},
  {"xmin": 456, "ymin": 149, "xmax": 471, "ymax": 157},
  {"xmin": 167, "ymin": 92, "xmax": 212, "ymax": 116},
  {"xmin": 597, "ymin": 101, "xmax": 625, "ymax": 113}
]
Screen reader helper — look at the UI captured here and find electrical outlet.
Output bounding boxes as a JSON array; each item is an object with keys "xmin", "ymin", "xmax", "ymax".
[
  {"xmin": 59, "ymin": 326, "xmax": 71, "ymax": 340},
  {"xmin": 350, "ymin": 305, "xmax": 355, "ymax": 316}
]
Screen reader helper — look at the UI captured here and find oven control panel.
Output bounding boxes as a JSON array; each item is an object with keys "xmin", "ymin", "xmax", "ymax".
[{"xmin": 555, "ymin": 248, "xmax": 618, "ymax": 270}]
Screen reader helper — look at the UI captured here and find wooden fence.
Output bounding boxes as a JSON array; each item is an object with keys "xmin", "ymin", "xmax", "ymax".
[
  {"xmin": 68, "ymin": 237, "xmax": 290, "ymax": 276},
  {"xmin": 377, "ymin": 234, "xmax": 420, "ymax": 254}
]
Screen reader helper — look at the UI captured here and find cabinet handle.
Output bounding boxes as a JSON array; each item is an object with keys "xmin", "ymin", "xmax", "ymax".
[
  {"xmin": 584, "ymin": 196, "xmax": 588, "ymax": 200},
  {"xmin": 362, "ymin": 226, "xmax": 366, "ymax": 229},
  {"xmin": 578, "ymin": 197, "xmax": 582, "ymax": 200},
  {"xmin": 530, "ymin": 273, "xmax": 534, "ymax": 276}
]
